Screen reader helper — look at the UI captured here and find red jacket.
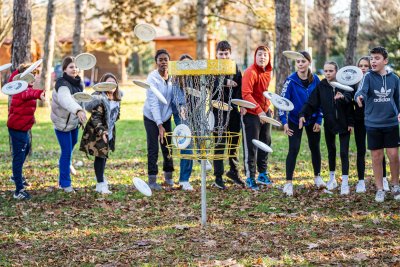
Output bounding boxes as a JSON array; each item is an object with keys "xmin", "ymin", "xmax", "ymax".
[
  {"xmin": 242, "ymin": 46, "xmax": 273, "ymax": 115},
  {"xmin": 7, "ymin": 70, "xmax": 43, "ymax": 131}
]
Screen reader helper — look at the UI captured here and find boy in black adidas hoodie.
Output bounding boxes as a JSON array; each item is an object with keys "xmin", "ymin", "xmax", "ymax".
[{"xmin": 299, "ymin": 61, "xmax": 354, "ymax": 195}]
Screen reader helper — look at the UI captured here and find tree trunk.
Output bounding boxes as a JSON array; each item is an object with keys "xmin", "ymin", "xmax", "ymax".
[
  {"xmin": 39, "ymin": 0, "xmax": 56, "ymax": 107},
  {"xmin": 0, "ymin": 0, "xmax": 13, "ymax": 48},
  {"xmin": 72, "ymin": 0, "xmax": 86, "ymax": 55},
  {"xmin": 196, "ymin": 0, "xmax": 208, "ymax": 59},
  {"xmin": 315, "ymin": 0, "xmax": 330, "ymax": 70},
  {"xmin": 274, "ymin": 0, "xmax": 291, "ymax": 99},
  {"xmin": 119, "ymin": 55, "xmax": 127, "ymax": 84},
  {"xmin": 12, "ymin": 0, "xmax": 32, "ymax": 70},
  {"xmin": 344, "ymin": 0, "xmax": 360, "ymax": 66}
]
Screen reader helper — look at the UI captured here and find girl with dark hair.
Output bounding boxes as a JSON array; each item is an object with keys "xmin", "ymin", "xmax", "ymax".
[
  {"xmin": 79, "ymin": 73, "xmax": 123, "ymax": 194},
  {"xmin": 299, "ymin": 61, "xmax": 354, "ymax": 195},
  {"xmin": 51, "ymin": 56, "xmax": 87, "ymax": 193},
  {"xmin": 279, "ymin": 51, "xmax": 324, "ymax": 196},
  {"xmin": 353, "ymin": 57, "xmax": 389, "ymax": 193},
  {"xmin": 143, "ymin": 49, "xmax": 174, "ymax": 190}
]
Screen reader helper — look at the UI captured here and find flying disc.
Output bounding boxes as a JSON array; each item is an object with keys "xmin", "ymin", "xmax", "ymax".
[
  {"xmin": 283, "ymin": 51, "xmax": 305, "ymax": 60},
  {"xmin": 149, "ymin": 86, "xmax": 168, "ymax": 104},
  {"xmin": 330, "ymin": 81, "xmax": 354, "ymax": 92},
  {"xmin": 133, "ymin": 80, "xmax": 150, "ymax": 89},
  {"xmin": 0, "ymin": 63, "xmax": 12, "ymax": 72},
  {"xmin": 336, "ymin": 66, "xmax": 363, "ymax": 86},
  {"xmin": 73, "ymin": 92, "xmax": 93, "ymax": 102},
  {"xmin": 93, "ymin": 82, "xmax": 117, "ymax": 92},
  {"xmin": 132, "ymin": 177, "xmax": 152, "ymax": 197},
  {"xmin": 13, "ymin": 73, "xmax": 35, "ymax": 84},
  {"xmin": 252, "ymin": 139, "xmax": 273, "ymax": 153},
  {"xmin": 1, "ymin": 80, "xmax": 28, "ymax": 95},
  {"xmin": 20, "ymin": 59, "xmax": 43, "ymax": 78},
  {"xmin": 259, "ymin": 115, "xmax": 282, "ymax": 127},
  {"xmin": 211, "ymin": 100, "xmax": 232, "ymax": 111},
  {"xmin": 208, "ymin": 112, "xmax": 215, "ymax": 130},
  {"xmin": 185, "ymin": 87, "xmax": 201, "ymax": 98},
  {"xmin": 231, "ymin": 99, "xmax": 256, "ymax": 109},
  {"xmin": 75, "ymin": 53, "xmax": 97, "ymax": 70},
  {"xmin": 172, "ymin": 124, "xmax": 192, "ymax": 149},
  {"xmin": 134, "ymin": 23, "xmax": 156, "ymax": 42},
  {"xmin": 271, "ymin": 95, "xmax": 294, "ymax": 111},
  {"xmin": 263, "ymin": 91, "xmax": 274, "ymax": 100}
]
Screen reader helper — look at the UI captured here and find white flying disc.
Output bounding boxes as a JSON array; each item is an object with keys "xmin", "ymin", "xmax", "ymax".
[
  {"xmin": 211, "ymin": 100, "xmax": 232, "ymax": 111},
  {"xmin": 132, "ymin": 177, "xmax": 152, "ymax": 197},
  {"xmin": 13, "ymin": 73, "xmax": 35, "ymax": 84},
  {"xmin": 73, "ymin": 92, "xmax": 93, "ymax": 102},
  {"xmin": 20, "ymin": 59, "xmax": 43, "ymax": 78},
  {"xmin": 172, "ymin": 124, "xmax": 192, "ymax": 149},
  {"xmin": 259, "ymin": 115, "xmax": 282, "ymax": 127},
  {"xmin": 134, "ymin": 23, "xmax": 156, "ymax": 42},
  {"xmin": 252, "ymin": 139, "xmax": 273, "ymax": 153},
  {"xmin": 271, "ymin": 95, "xmax": 294, "ymax": 112},
  {"xmin": 336, "ymin": 66, "xmax": 363, "ymax": 86},
  {"xmin": 93, "ymin": 82, "xmax": 117, "ymax": 92},
  {"xmin": 231, "ymin": 99, "xmax": 256, "ymax": 109},
  {"xmin": 185, "ymin": 87, "xmax": 201, "ymax": 98},
  {"xmin": 330, "ymin": 81, "xmax": 354, "ymax": 92},
  {"xmin": 2, "ymin": 80, "xmax": 28, "ymax": 95},
  {"xmin": 0, "ymin": 63, "xmax": 12, "ymax": 72},
  {"xmin": 75, "ymin": 53, "xmax": 96, "ymax": 70},
  {"xmin": 283, "ymin": 51, "xmax": 305, "ymax": 60},
  {"xmin": 133, "ymin": 80, "xmax": 150, "ymax": 89},
  {"xmin": 208, "ymin": 112, "xmax": 215, "ymax": 130},
  {"xmin": 263, "ymin": 91, "xmax": 275, "ymax": 100},
  {"xmin": 150, "ymin": 86, "xmax": 168, "ymax": 105}
]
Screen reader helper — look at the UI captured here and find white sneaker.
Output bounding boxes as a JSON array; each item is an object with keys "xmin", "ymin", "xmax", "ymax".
[
  {"xmin": 70, "ymin": 165, "xmax": 77, "ymax": 175},
  {"xmin": 62, "ymin": 186, "xmax": 75, "ymax": 193},
  {"xmin": 392, "ymin": 185, "xmax": 400, "ymax": 201},
  {"xmin": 205, "ymin": 160, "xmax": 212, "ymax": 171},
  {"xmin": 283, "ymin": 183, "xmax": 293, "ymax": 196},
  {"xmin": 95, "ymin": 182, "xmax": 112, "ymax": 194},
  {"xmin": 179, "ymin": 181, "xmax": 194, "ymax": 191},
  {"xmin": 314, "ymin": 176, "xmax": 326, "ymax": 189},
  {"xmin": 326, "ymin": 179, "xmax": 338, "ymax": 190},
  {"xmin": 383, "ymin": 177, "xmax": 390, "ymax": 191},
  {"xmin": 340, "ymin": 183, "xmax": 350, "ymax": 195},
  {"xmin": 94, "ymin": 177, "xmax": 108, "ymax": 184},
  {"xmin": 356, "ymin": 180, "xmax": 366, "ymax": 193},
  {"xmin": 375, "ymin": 190, "xmax": 385, "ymax": 202}
]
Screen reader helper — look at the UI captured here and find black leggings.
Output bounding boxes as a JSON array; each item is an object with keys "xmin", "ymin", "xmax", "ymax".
[
  {"xmin": 324, "ymin": 129, "xmax": 350, "ymax": 175},
  {"xmin": 286, "ymin": 120, "xmax": 321, "ymax": 180},
  {"xmin": 354, "ymin": 118, "xmax": 386, "ymax": 180},
  {"xmin": 94, "ymin": 157, "xmax": 107, "ymax": 183}
]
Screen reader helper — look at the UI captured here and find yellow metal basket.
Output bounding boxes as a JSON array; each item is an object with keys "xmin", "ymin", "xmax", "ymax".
[{"xmin": 165, "ymin": 131, "xmax": 241, "ymax": 160}]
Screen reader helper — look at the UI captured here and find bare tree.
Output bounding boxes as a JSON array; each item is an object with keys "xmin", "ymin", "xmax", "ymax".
[
  {"xmin": 0, "ymin": 0, "xmax": 13, "ymax": 47},
  {"xmin": 196, "ymin": 0, "xmax": 208, "ymax": 59},
  {"xmin": 72, "ymin": 0, "xmax": 86, "ymax": 55},
  {"xmin": 344, "ymin": 0, "xmax": 360, "ymax": 66},
  {"xmin": 274, "ymin": 0, "xmax": 291, "ymax": 98},
  {"xmin": 311, "ymin": 0, "xmax": 331, "ymax": 69},
  {"xmin": 12, "ymin": 0, "xmax": 32, "ymax": 69},
  {"xmin": 39, "ymin": 0, "xmax": 56, "ymax": 107}
]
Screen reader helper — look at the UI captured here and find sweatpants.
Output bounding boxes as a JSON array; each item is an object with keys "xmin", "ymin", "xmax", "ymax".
[
  {"xmin": 354, "ymin": 118, "xmax": 386, "ymax": 180},
  {"xmin": 8, "ymin": 128, "xmax": 30, "ymax": 192},
  {"xmin": 55, "ymin": 127, "xmax": 79, "ymax": 188},
  {"xmin": 242, "ymin": 112, "xmax": 271, "ymax": 178},
  {"xmin": 144, "ymin": 116, "xmax": 174, "ymax": 176},
  {"xmin": 213, "ymin": 108, "xmax": 241, "ymax": 178},
  {"xmin": 285, "ymin": 120, "xmax": 321, "ymax": 180},
  {"xmin": 324, "ymin": 128, "xmax": 350, "ymax": 175}
]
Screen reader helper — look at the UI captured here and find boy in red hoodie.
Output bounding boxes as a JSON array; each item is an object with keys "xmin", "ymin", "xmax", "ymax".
[
  {"xmin": 241, "ymin": 46, "xmax": 273, "ymax": 190},
  {"xmin": 7, "ymin": 64, "xmax": 45, "ymax": 200}
]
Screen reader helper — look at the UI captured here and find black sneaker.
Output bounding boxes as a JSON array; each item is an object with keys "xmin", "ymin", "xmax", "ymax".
[
  {"xmin": 10, "ymin": 176, "xmax": 29, "ymax": 187},
  {"xmin": 226, "ymin": 170, "xmax": 245, "ymax": 187},
  {"xmin": 13, "ymin": 189, "xmax": 31, "ymax": 200},
  {"xmin": 213, "ymin": 176, "xmax": 226, "ymax": 190}
]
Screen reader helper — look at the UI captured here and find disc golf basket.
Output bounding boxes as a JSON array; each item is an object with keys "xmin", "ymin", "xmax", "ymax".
[{"xmin": 165, "ymin": 59, "xmax": 241, "ymax": 226}]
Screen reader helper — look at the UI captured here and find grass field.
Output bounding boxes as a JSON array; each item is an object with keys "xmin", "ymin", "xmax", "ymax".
[{"xmin": 0, "ymin": 85, "xmax": 399, "ymax": 266}]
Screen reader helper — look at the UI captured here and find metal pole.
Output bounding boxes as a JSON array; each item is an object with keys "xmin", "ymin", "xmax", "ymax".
[{"xmin": 201, "ymin": 159, "xmax": 207, "ymax": 226}]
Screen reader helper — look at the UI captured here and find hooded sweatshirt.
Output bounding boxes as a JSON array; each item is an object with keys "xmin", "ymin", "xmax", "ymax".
[
  {"xmin": 241, "ymin": 46, "xmax": 272, "ymax": 115},
  {"xmin": 354, "ymin": 70, "xmax": 400, "ymax": 128},
  {"xmin": 278, "ymin": 72, "xmax": 322, "ymax": 126}
]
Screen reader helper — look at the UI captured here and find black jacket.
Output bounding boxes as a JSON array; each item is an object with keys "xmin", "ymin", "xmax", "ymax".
[
  {"xmin": 212, "ymin": 64, "xmax": 242, "ymax": 107},
  {"xmin": 351, "ymin": 83, "xmax": 364, "ymax": 121},
  {"xmin": 299, "ymin": 78, "xmax": 354, "ymax": 134}
]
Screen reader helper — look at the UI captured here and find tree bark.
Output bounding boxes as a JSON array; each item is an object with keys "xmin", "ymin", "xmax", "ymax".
[
  {"xmin": 12, "ymin": 0, "xmax": 32, "ymax": 69},
  {"xmin": 344, "ymin": 0, "xmax": 360, "ymax": 66},
  {"xmin": 196, "ymin": 0, "xmax": 208, "ymax": 59},
  {"xmin": 72, "ymin": 0, "xmax": 86, "ymax": 55},
  {"xmin": 39, "ymin": 0, "xmax": 56, "ymax": 107},
  {"xmin": 274, "ymin": 0, "xmax": 291, "ymax": 97},
  {"xmin": 314, "ymin": 0, "xmax": 330, "ymax": 70},
  {"xmin": 0, "ymin": 0, "xmax": 13, "ymax": 47}
]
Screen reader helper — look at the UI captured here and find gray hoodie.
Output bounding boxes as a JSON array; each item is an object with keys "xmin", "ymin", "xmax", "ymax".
[{"xmin": 354, "ymin": 70, "xmax": 400, "ymax": 128}]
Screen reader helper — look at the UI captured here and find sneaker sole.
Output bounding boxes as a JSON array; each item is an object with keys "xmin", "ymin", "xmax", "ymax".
[{"xmin": 213, "ymin": 183, "xmax": 226, "ymax": 190}]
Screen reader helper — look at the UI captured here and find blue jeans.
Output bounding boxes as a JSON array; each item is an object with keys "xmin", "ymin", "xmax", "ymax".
[
  {"xmin": 55, "ymin": 127, "xmax": 79, "ymax": 188},
  {"xmin": 173, "ymin": 113, "xmax": 193, "ymax": 182},
  {"xmin": 8, "ymin": 128, "xmax": 30, "ymax": 192}
]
